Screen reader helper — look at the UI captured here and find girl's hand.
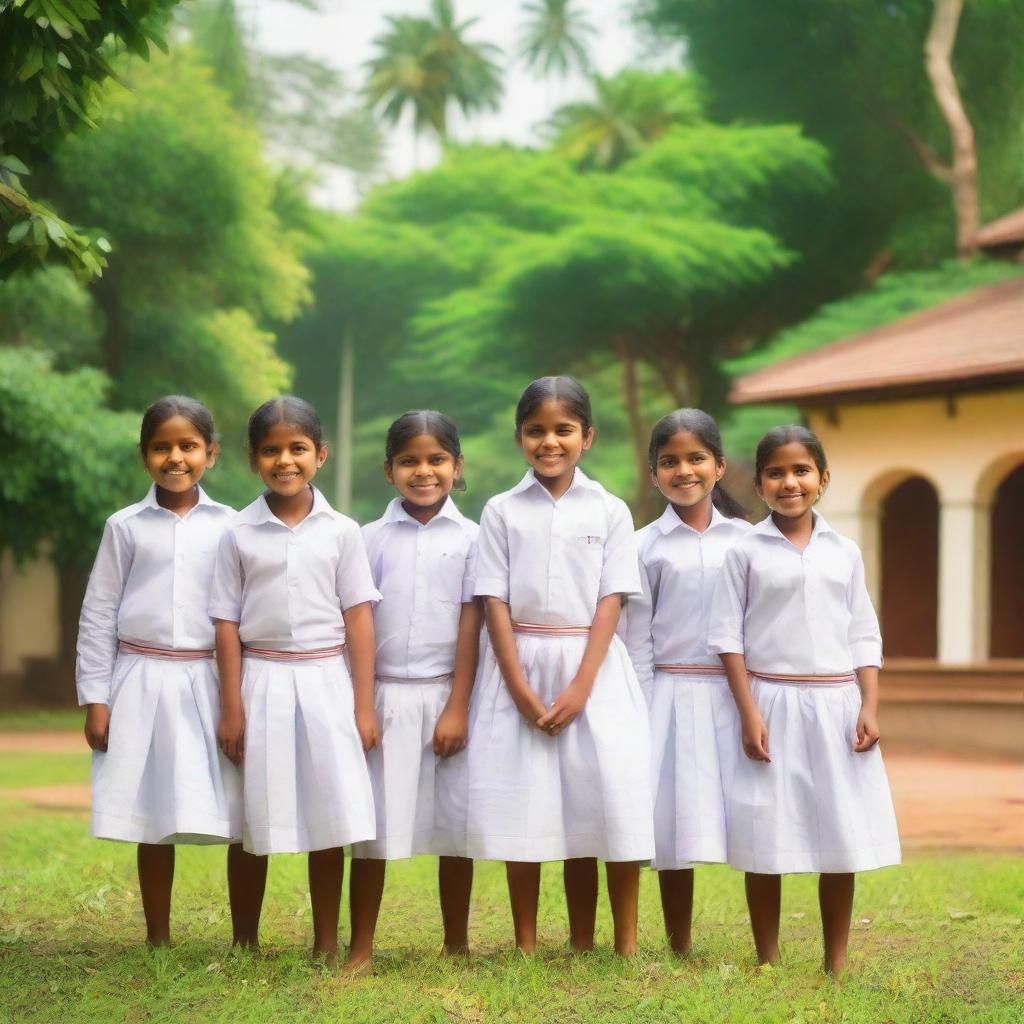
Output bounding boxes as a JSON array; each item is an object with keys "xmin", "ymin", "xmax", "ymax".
[
  {"xmin": 537, "ymin": 679, "xmax": 590, "ymax": 737},
  {"xmin": 854, "ymin": 709, "xmax": 880, "ymax": 752},
  {"xmin": 218, "ymin": 704, "xmax": 246, "ymax": 765},
  {"xmin": 740, "ymin": 709, "xmax": 770, "ymax": 762},
  {"xmin": 356, "ymin": 707, "xmax": 381, "ymax": 752},
  {"xmin": 508, "ymin": 682, "xmax": 548, "ymax": 729},
  {"xmin": 433, "ymin": 704, "xmax": 469, "ymax": 758},
  {"xmin": 84, "ymin": 704, "xmax": 110, "ymax": 752}
]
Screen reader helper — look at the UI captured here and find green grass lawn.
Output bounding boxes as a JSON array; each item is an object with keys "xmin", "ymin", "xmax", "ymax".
[
  {"xmin": 0, "ymin": 778, "xmax": 1021, "ymax": 1024},
  {"xmin": 0, "ymin": 707, "xmax": 83, "ymax": 732}
]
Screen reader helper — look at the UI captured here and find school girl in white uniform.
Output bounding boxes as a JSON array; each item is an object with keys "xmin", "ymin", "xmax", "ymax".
[
  {"xmin": 620, "ymin": 409, "xmax": 750, "ymax": 954},
  {"xmin": 77, "ymin": 395, "xmax": 241, "ymax": 946},
  {"xmin": 468, "ymin": 376, "xmax": 654, "ymax": 957},
  {"xmin": 347, "ymin": 411, "xmax": 481, "ymax": 967},
  {"xmin": 708, "ymin": 424, "xmax": 900, "ymax": 974},
  {"xmin": 210, "ymin": 396, "xmax": 379, "ymax": 964}
]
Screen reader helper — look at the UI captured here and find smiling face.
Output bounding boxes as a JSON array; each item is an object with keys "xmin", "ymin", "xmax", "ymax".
[
  {"xmin": 250, "ymin": 421, "xmax": 326, "ymax": 498},
  {"xmin": 651, "ymin": 430, "xmax": 724, "ymax": 513},
  {"xmin": 384, "ymin": 433, "xmax": 463, "ymax": 519},
  {"xmin": 755, "ymin": 440, "xmax": 829, "ymax": 520},
  {"xmin": 516, "ymin": 399, "xmax": 594, "ymax": 492},
  {"xmin": 142, "ymin": 415, "xmax": 216, "ymax": 495}
]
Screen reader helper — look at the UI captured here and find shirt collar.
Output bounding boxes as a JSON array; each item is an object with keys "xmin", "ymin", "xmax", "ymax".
[
  {"xmin": 654, "ymin": 502, "xmax": 730, "ymax": 537},
  {"xmin": 137, "ymin": 483, "xmax": 219, "ymax": 516},
  {"xmin": 511, "ymin": 466, "xmax": 597, "ymax": 499},
  {"xmin": 381, "ymin": 494, "xmax": 466, "ymax": 527},
  {"xmin": 752, "ymin": 510, "xmax": 834, "ymax": 542},
  {"xmin": 236, "ymin": 485, "xmax": 334, "ymax": 527}
]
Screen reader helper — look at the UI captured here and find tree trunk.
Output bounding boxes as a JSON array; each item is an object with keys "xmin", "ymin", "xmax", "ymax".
[
  {"xmin": 924, "ymin": 0, "xmax": 979, "ymax": 259},
  {"xmin": 94, "ymin": 274, "xmax": 124, "ymax": 382},
  {"xmin": 334, "ymin": 326, "xmax": 354, "ymax": 513},
  {"xmin": 617, "ymin": 341, "xmax": 656, "ymax": 523}
]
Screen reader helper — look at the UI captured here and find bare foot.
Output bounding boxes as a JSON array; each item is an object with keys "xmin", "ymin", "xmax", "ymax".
[
  {"xmin": 312, "ymin": 947, "xmax": 339, "ymax": 971},
  {"xmin": 342, "ymin": 950, "xmax": 372, "ymax": 975}
]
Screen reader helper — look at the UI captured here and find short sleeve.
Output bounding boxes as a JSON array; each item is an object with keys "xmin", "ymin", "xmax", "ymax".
[
  {"xmin": 598, "ymin": 498, "xmax": 642, "ymax": 600},
  {"xmin": 707, "ymin": 544, "xmax": 748, "ymax": 657},
  {"xmin": 461, "ymin": 533, "xmax": 479, "ymax": 604},
  {"xmin": 334, "ymin": 517, "xmax": 382, "ymax": 610},
  {"xmin": 208, "ymin": 529, "xmax": 243, "ymax": 623},
  {"xmin": 76, "ymin": 519, "xmax": 130, "ymax": 706},
  {"xmin": 846, "ymin": 545, "xmax": 883, "ymax": 668},
  {"xmin": 473, "ymin": 502, "xmax": 510, "ymax": 601},
  {"xmin": 617, "ymin": 555, "xmax": 655, "ymax": 702}
]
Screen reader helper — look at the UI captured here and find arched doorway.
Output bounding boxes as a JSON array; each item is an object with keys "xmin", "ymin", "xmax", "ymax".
[
  {"xmin": 990, "ymin": 464, "xmax": 1024, "ymax": 658},
  {"xmin": 880, "ymin": 476, "xmax": 939, "ymax": 657}
]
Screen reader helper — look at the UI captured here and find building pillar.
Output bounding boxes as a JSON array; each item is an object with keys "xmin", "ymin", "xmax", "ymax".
[{"xmin": 937, "ymin": 500, "xmax": 987, "ymax": 663}]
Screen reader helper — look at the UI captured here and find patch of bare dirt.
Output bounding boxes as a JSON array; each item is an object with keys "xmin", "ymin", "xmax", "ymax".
[{"xmin": 0, "ymin": 731, "xmax": 85, "ymax": 753}]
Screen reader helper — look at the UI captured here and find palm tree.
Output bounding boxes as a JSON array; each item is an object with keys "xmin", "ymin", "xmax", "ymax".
[
  {"xmin": 518, "ymin": 0, "xmax": 596, "ymax": 79},
  {"xmin": 542, "ymin": 68, "xmax": 703, "ymax": 169},
  {"xmin": 364, "ymin": 0, "xmax": 503, "ymax": 148}
]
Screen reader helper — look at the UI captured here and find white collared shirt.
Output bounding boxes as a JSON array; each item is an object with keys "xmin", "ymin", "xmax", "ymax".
[
  {"xmin": 620, "ymin": 505, "xmax": 752, "ymax": 693},
  {"xmin": 209, "ymin": 487, "xmax": 380, "ymax": 651},
  {"xmin": 362, "ymin": 496, "xmax": 478, "ymax": 679},
  {"xmin": 707, "ymin": 513, "xmax": 883, "ymax": 675},
  {"xmin": 76, "ymin": 485, "xmax": 235, "ymax": 705},
  {"xmin": 474, "ymin": 468, "xmax": 642, "ymax": 625}
]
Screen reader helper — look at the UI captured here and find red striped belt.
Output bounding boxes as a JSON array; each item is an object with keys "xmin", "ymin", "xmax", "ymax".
[
  {"xmin": 655, "ymin": 663, "xmax": 726, "ymax": 676},
  {"xmin": 512, "ymin": 622, "xmax": 590, "ymax": 637},
  {"xmin": 118, "ymin": 640, "xmax": 213, "ymax": 660},
  {"xmin": 751, "ymin": 670, "xmax": 856, "ymax": 685},
  {"xmin": 243, "ymin": 644, "xmax": 346, "ymax": 662}
]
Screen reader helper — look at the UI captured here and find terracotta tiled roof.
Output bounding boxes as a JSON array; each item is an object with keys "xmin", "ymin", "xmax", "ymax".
[
  {"xmin": 730, "ymin": 278, "xmax": 1024, "ymax": 405},
  {"xmin": 977, "ymin": 208, "xmax": 1024, "ymax": 249}
]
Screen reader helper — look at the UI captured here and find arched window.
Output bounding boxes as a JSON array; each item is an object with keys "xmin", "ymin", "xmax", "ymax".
[
  {"xmin": 880, "ymin": 477, "xmax": 939, "ymax": 658},
  {"xmin": 990, "ymin": 464, "xmax": 1024, "ymax": 658}
]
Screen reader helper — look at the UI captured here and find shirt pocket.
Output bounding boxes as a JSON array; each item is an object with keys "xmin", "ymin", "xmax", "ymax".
[{"xmin": 428, "ymin": 548, "xmax": 470, "ymax": 605}]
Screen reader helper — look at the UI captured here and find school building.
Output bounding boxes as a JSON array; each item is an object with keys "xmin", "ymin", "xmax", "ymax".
[{"xmin": 730, "ymin": 276, "xmax": 1024, "ymax": 757}]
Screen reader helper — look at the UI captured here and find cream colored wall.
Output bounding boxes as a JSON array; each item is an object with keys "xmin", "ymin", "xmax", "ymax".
[
  {"xmin": 808, "ymin": 387, "xmax": 1024, "ymax": 664},
  {"xmin": 0, "ymin": 550, "xmax": 60, "ymax": 677}
]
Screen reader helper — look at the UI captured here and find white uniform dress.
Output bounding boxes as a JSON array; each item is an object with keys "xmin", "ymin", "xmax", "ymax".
[
  {"xmin": 209, "ymin": 487, "xmax": 379, "ymax": 856},
  {"xmin": 620, "ymin": 505, "xmax": 751, "ymax": 869},
  {"xmin": 77, "ymin": 485, "xmax": 241, "ymax": 845},
  {"xmin": 351, "ymin": 496, "xmax": 478, "ymax": 860},
  {"xmin": 708, "ymin": 513, "xmax": 901, "ymax": 874},
  {"xmin": 467, "ymin": 469, "xmax": 655, "ymax": 863}
]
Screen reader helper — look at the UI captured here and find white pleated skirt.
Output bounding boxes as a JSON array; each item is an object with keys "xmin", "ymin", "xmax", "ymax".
[
  {"xmin": 352, "ymin": 676, "xmax": 468, "ymax": 860},
  {"xmin": 467, "ymin": 633, "xmax": 654, "ymax": 863},
  {"xmin": 727, "ymin": 677, "xmax": 901, "ymax": 874},
  {"xmin": 92, "ymin": 652, "xmax": 241, "ymax": 845},
  {"xmin": 649, "ymin": 670, "xmax": 739, "ymax": 870},
  {"xmin": 240, "ymin": 653, "xmax": 376, "ymax": 856}
]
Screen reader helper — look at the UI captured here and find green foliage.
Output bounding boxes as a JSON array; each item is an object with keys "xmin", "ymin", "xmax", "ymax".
[
  {"xmin": 637, "ymin": 0, "xmax": 1024, "ymax": 272},
  {"xmin": 185, "ymin": 2, "xmax": 384, "ymax": 181},
  {"xmin": 364, "ymin": 0, "xmax": 503, "ymax": 142},
  {"xmin": 518, "ymin": 0, "xmax": 596, "ymax": 79},
  {"xmin": 543, "ymin": 69, "xmax": 704, "ymax": 169},
  {"xmin": 0, "ymin": 0, "xmax": 181, "ymax": 278},
  {"xmin": 0, "ymin": 265, "xmax": 101, "ymax": 368},
  {"xmin": 0, "ymin": 348, "xmax": 138, "ymax": 570}
]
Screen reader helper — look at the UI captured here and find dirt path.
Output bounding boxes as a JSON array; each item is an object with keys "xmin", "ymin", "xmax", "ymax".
[{"xmin": 1, "ymin": 735, "xmax": 1021, "ymax": 850}]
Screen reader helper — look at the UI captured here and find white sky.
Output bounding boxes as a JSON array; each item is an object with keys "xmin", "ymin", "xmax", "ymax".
[{"xmin": 251, "ymin": 0, "xmax": 681, "ymax": 206}]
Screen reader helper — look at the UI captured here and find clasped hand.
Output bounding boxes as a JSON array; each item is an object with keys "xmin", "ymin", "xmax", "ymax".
[{"xmin": 536, "ymin": 678, "xmax": 590, "ymax": 737}]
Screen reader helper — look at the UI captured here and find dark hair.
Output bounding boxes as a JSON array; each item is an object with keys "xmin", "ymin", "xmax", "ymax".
[
  {"xmin": 385, "ymin": 409, "xmax": 466, "ymax": 492},
  {"xmin": 139, "ymin": 395, "xmax": 216, "ymax": 453},
  {"xmin": 514, "ymin": 376, "xmax": 593, "ymax": 436},
  {"xmin": 648, "ymin": 408, "xmax": 747, "ymax": 519},
  {"xmin": 247, "ymin": 396, "xmax": 324, "ymax": 455},
  {"xmin": 754, "ymin": 424, "xmax": 828, "ymax": 481}
]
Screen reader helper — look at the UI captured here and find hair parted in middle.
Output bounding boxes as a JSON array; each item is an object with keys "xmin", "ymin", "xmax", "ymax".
[
  {"xmin": 247, "ymin": 396, "xmax": 324, "ymax": 456},
  {"xmin": 753, "ymin": 424, "xmax": 828, "ymax": 482},
  {"xmin": 385, "ymin": 409, "xmax": 466, "ymax": 491},
  {"xmin": 514, "ymin": 375, "xmax": 593, "ymax": 436}
]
